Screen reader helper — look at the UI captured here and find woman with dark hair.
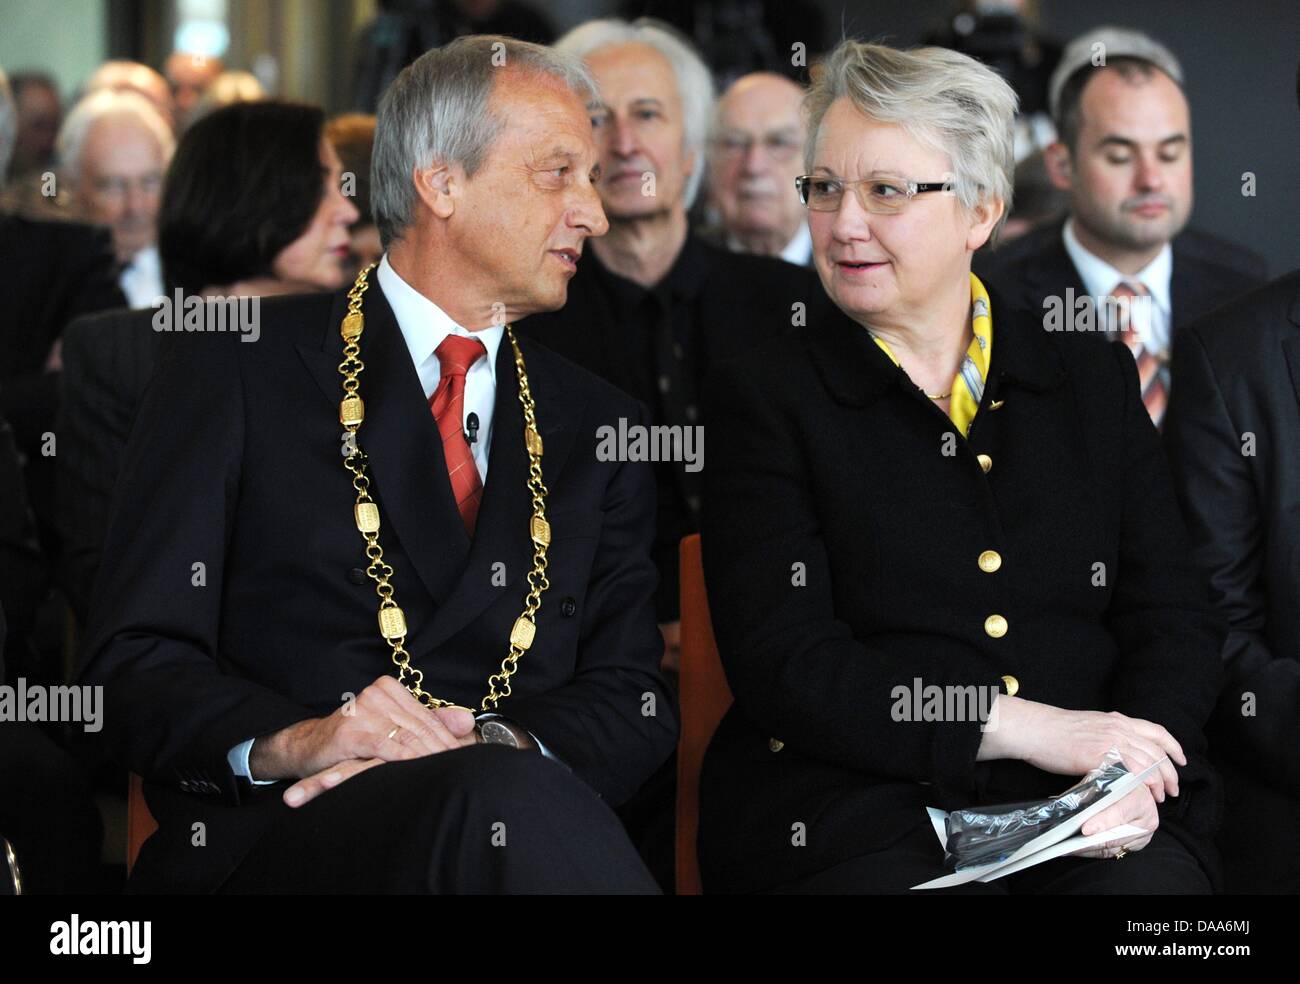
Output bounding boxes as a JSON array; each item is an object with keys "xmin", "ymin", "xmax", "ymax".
[
  {"xmin": 158, "ymin": 100, "xmax": 358, "ymax": 296},
  {"xmin": 57, "ymin": 100, "xmax": 358, "ymax": 622}
]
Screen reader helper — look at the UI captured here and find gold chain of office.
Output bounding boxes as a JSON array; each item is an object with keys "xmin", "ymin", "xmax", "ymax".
[{"xmin": 336, "ymin": 263, "xmax": 551, "ymax": 713}]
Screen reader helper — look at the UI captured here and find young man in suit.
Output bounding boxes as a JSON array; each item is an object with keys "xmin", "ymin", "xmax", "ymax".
[
  {"xmin": 78, "ymin": 36, "xmax": 677, "ymax": 894},
  {"xmin": 974, "ymin": 27, "xmax": 1265, "ymax": 428}
]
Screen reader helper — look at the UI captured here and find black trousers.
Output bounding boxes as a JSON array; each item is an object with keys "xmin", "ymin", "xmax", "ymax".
[
  {"xmin": 1216, "ymin": 755, "xmax": 1300, "ymax": 894},
  {"xmin": 766, "ymin": 821, "xmax": 1211, "ymax": 895},
  {"xmin": 217, "ymin": 744, "xmax": 659, "ymax": 894},
  {"xmin": 0, "ymin": 722, "xmax": 103, "ymax": 894}
]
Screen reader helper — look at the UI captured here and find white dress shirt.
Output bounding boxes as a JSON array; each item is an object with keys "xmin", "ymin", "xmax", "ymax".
[
  {"xmin": 1062, "ymin": 217, "xmax": 1173, "ymax": 355},
  {"xmin": 119, "ymin": 244, "xmax": 164, "ymax": 310},
  {"xmin": 779, "ymin": 222, "xmax": 813, "ymax": 267},
  {"xmin": 228, "ymin": 254, "xmax": 551, "ymax": 784},
  {"xmin": 727, "ymin": 222, "xmax": 813, "ymax": 267}
]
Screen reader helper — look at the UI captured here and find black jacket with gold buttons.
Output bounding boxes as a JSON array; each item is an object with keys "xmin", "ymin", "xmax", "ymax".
[{"xmin": 698, "ymin": 285, "xmax": 1225, "ymax": 894}]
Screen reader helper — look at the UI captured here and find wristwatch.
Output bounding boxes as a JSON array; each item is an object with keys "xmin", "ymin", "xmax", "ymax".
[{"xmin": 474, "ymin": 713, "xmax": 539, "ymax": 751}]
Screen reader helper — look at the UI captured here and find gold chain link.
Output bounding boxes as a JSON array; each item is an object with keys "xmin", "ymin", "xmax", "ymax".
[{"xmin": 337, "ymin": 263, "xmax": 550, "ymax": 713}]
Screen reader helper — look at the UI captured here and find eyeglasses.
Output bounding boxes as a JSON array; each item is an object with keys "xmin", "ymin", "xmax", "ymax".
[
  {"xmin": 712, "ymin": 131, "xmax": 803, "ymax": 161},
  {"xmin": 795, "ymin": 174, "xmax": 950, "ymax": 214},
  {"xmin": 89, "ymin": 173, "xmax": 164, "ymax": 205}
]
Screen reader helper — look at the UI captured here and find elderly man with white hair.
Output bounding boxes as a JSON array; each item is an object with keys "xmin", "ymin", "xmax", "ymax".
[
  {"xmin": 518, "ymin": 18, "xmax": 819, "ymax": 667},
  {"xmin": 58, "ymin": 89, "xmax": 175, "ymax": 308},
  {"xmin": 77, "ymin": 35, "xmax": 675, "ymax": 894},
  {"xmin": 707, "ymin": 71, "xmax": 811, "ymax": 265}
]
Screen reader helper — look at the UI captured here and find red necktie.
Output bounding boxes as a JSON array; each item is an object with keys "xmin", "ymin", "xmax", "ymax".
[
  {"xmin": 1110, "ymin": 281, "xmax": 1167, "ymax": 429},
  {"xmin": 429, "ymin": 335, "xmax": 487, "ymax": 534}
]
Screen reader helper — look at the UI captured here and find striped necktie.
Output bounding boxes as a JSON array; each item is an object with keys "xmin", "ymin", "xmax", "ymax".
[
  {"xmin": 1109, "ymin": 281, "xmax": 1167, "ymax": 429},
  {"xmin": 430, "ymin": 334, "xmax": 487, "ymax": 534}
]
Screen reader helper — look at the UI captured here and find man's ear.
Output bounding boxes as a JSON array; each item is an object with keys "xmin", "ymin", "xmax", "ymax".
[
  {"xmin": 1043, "ymin": 141, "xmax": 1074, "ymax": 192},
  {"xmin": 413, "ymin": 163, "xmax": 458, "ymax": 220},
  {"xmin": 966, "ymin": 195, "xmax": 1005, "ymax": 252}
]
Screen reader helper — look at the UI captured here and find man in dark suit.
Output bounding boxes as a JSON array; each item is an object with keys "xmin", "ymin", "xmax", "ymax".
[
  {"xmin": 1164, "ymin": 271, "xmax": 1300, "ymax": 893},
  {"xmin": 55, "ymin": 308, "xmax": 163, "ymax": 623},
  {"xmin": 78, "ymin": 35, "xmax": 676, "ymax": 894},
  {"xmin": 974, "ymin": 27, "xmax": 1265, "ymax": 429},
  {"xmin": 520, "ymin": 21, "xmax": 820, "ymax": 656}
]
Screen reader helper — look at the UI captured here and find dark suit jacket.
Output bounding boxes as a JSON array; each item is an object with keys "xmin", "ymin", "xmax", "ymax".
[
  {"xmin": 0, "ymin": 212, "xmax": 126, "ymax": 453},
  {"xmin": 0, "ymin": 212, "xmax": 126, "ymax": 547},
  {"xmin": 517, "ymin": 233, "xmax": 820, "ymax": 618},
  {"xmin": 974, "ymin": 219, "xmax": 1267, "ymax": 342},
  {"xmin": 56, "ymin": 308, "xmax": 165, "ymax": 622},
  {"xmin": 77, "ymin": 285, "xmax": 678, "ymax": 893},
  {"xmin": 698, "ymin": 286, "xmax": 1225, "ymax": 894},
  {"xmin": 1164, "ymin": 270, "xmax": 1300, "ymax": 798}
]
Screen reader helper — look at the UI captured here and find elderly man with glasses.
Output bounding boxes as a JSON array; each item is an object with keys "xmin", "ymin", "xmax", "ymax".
[{"xmin": 706, "ymin": 72, "xmax": 812, "ymax": 265}]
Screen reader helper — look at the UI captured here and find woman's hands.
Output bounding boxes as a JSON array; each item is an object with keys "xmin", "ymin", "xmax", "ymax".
[
  {"xmin": 977, "ymin": 695, "xmax": 1185, "ymax": 853},
  {"xmin": 1073, "ymin": 783, "xmax": 1159, "ymax": 858}
]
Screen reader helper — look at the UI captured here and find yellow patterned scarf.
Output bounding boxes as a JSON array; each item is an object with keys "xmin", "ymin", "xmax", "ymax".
[{"xmin": 870, "ymin": 272, "xmax": 993, "ymax": 436}]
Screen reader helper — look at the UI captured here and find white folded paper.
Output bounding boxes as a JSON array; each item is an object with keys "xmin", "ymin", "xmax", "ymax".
[{"xmin": 911, "ymin": 757, "xmax": 1165, "ymax": 890}]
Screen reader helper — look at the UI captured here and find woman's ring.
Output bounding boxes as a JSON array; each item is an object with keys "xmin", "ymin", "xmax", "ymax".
[{"xmin": 386, "ymin": 725, "xmax": 401, "ymax": 741}]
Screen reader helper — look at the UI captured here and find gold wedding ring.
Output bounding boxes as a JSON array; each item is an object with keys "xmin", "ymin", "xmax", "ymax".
[{"xmin": 386, "ymin": 726, "xmax": 401, "ymax": 741}]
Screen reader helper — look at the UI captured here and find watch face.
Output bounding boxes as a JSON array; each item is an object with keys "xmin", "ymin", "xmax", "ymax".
[{"xmin": 479, "ymin": 720, "xmax": 519, "ymax": 748}]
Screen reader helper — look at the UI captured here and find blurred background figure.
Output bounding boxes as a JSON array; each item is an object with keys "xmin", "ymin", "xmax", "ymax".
[
  {"xmin": 85, "ymin": 60, "xmax": 174, "ymax": 130},
  {"xmin": 59, "ymin": 100, "xmax": 359, "ymax": 623},
  {"xmin": 57, "ymin": 89, "xmax": 175, "ymax": 309},
  {"xmin": 164, "ymin": 50, "xmax": 224, "ymax": 130},
  {"xmin": 190, "ymin": 70, "xmax": 266, "ymax": 121},
  {"xmin": 6, "ymin": 71, "xmax": 62, "ymax": 182},
  {"xmin": 620, "ymin": 0, "xmax": 824, "ymax": 91},
  {"xmin": 0, "ymin": 64, "xmax": 124, "ymax": 590},
  {"xmin": 705, "ymin": 71, "xmax": 810, "ymax": 264},
  {"xmin": 325, "ymin": 112, "xmax": 382, "ymax": 279},
  {"xmin": 999, "ymin": 148, "xmax": 1067, "ymax": 242},
  {"xmin": 976, "ymin": 26, "xmax": 1266, "ymax": 430},
  {"xmin": 352, "ymin": 0, "xmax": 555, "ymax": 110},
  {"xmin": 924, "ymin": 0, "xmax": 1060, "ymax": 160}
]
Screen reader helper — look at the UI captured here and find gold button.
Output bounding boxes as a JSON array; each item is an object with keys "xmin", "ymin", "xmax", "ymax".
[
  {"xmin": 769, "ymin": 737, "xmax": 785, "ymax": 753},
  {"xmin": 977, "ymin": 453, "xmax": 993, "ymax": 473},
  {"xmin": 1001, "ymin": 674, "xmax": 1019, "ymax": 697},
  {"xmin": 978, "ymin": 550, "xmax": 1002, "ymax": 573},
  {"xmin": 984, "ymin": 614, "xmax": 1008, "ymax": 638}
]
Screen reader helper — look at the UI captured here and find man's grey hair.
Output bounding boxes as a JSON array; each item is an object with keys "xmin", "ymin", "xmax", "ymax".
[
  {"xmin": 57, "ymin": 88, "xmax": 175, "ymax": 184},
  {"xmin": 0, "ymin": 67, "xmax": 15, "ymax": 185},
  {"xmin": 371, "ymin": 34, "xmax": 596, "ymax": 247},
  {"xmin": 805, "ymin": 40, "xmax": 1018, "ymax": 243},
  {"xmin": 555, "ymin": 18, "xmax": 716, "ymax": 210}
]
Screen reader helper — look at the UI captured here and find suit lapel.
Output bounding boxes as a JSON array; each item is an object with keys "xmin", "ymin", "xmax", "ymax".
[
  {"xmin": 1283, "ymin": 284, "xmax": 1300, "ymax": 419},
  {"xmin": 296, "ymin": 284, "xmax": 470, "ymax": 605},
  {"xmin": 420, "ymin": 333, "xmax": 582, "ymax": 649}
]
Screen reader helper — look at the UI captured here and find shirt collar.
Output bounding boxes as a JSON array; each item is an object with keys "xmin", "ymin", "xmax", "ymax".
[
  {"xmin": 780, "ymin": 223, "xmax": 813, "ymax": 266},
  {"xmin": 377, "ymin": 253, "xmax": 503, "ymax": 381},
  {"xmin": 1062, "ymin": 216, "xmax": 1172, "ymax": 316}
]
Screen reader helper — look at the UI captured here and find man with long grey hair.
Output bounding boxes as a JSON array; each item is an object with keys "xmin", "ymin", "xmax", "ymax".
[
  {"xmin": 79, "ymin": 35, "xmax": 676, "ymax": 894},
  {"xmin": 518, "ymin": 18, "xmax": 819, "ymax": 668}
]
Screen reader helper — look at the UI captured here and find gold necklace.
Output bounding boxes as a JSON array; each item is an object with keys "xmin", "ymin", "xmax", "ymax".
[
  {"xmin": 337, "ymin": 263, "xmax": 551, "ymax": 713},
  {"xmin": 925, "ymin": 389, "xmax": 952, "ymax": 400}
]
